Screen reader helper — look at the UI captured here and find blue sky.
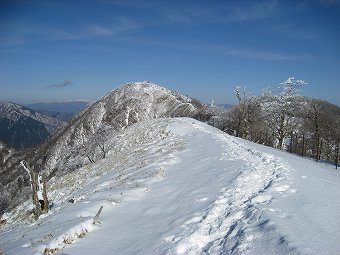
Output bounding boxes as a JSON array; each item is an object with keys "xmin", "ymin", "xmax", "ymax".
[{"xmin": 1, "ymin": 0, "xmax": 339, "ymax": 105}]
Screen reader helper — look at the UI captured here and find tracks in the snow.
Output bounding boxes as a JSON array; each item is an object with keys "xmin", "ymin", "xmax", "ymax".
[{"xmin": 167, "ymin": 120, "xmax": 294, "ymax": 255}]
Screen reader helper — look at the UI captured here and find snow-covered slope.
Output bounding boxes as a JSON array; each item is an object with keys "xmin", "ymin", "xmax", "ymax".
[
  {"xmin": 31, "ymin": 81, "xmax": 201, "ymax": 177},
  {"xmin": 1, "ymin": 118, "xmax": 339, "ymax": 255},
  {"xmin": 0, "ymin": 82, "xmax": 203, "ymax": 218}
]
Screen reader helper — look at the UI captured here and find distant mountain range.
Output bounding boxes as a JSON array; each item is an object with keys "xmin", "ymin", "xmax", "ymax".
[
  {"xmin": 26, "ymin": 101, "xmax": 89, "ymax": 113},
  {"xmin": 0, "ymin": 102, "xmax": 65, "ymax": 149}
]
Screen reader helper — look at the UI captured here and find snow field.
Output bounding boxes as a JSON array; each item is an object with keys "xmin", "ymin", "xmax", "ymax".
[
  {"xmin": 165, "ymin": 119, "xmax": 298, "ymax": 254},
  {"xmin": 0, "ymin": 118, "xmax": 182, "ymax": 254},
  {"xmin": 1, "ymin": 117, "xmax": 339, "ymax": 255}
]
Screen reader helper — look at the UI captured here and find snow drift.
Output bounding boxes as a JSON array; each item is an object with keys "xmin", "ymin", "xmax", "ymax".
[{"xmin": 1, "ymin": 118, "xmax": 339, "ymax": 255}]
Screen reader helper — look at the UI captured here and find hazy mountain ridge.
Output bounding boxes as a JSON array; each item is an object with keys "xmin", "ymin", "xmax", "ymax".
[
  {"xmin": 27, "ymin": 101, "xmax": 90, "ymax": 122},
  {"xmin": 27, "ymin": 101, "xmax": 89, "ymax": 113}
]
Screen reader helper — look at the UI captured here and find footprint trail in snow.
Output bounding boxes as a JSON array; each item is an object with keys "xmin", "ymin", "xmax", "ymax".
[{"xmin": 166, "ymin": 119, "xmax": 297, "ymax": 254}]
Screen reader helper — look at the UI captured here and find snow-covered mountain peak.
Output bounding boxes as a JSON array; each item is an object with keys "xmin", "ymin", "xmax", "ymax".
[
  {"xmin": 112, "ymin": 81, "xmax": 170, "ymax": 94},
  {"xmin": 12, "ymin": 81, "xmax": 202, "ymax": 177},
  {"xmin": 0, "ymin": 101, "xmax": 35, "ymax": 121},
  {"xmin": 123, "ymin": 81, "xmax": 166, "ymax": 91},
  {"xmin": 102, "ymin": 81, "xmax": 192, "ymax": 107}
]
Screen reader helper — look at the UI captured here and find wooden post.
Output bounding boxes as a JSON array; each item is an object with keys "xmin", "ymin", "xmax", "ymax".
[{"xmin": 93, "ymin": 206, "xmax": 103, "ymax": 225}]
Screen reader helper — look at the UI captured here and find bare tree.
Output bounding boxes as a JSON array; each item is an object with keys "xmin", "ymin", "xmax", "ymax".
[
  {"xmin": 233, "ymin": 86, "xmax": 262, "ymax": 140},
  {"xmin": 79, "ymin": 143, "xmax": 96, "ymax": 164},
  {"xmin": 94, "ymin": 124, "xmax": 115, "ymax": 159},
  {"xmin": 304, "ymin": 99, "xmax": 324, "ymax": 160},
  {"xmin": 303, "ymin": 98, "xmax": 340, "ymax": 162},
  {"xmin": 77, "ymin": 124, "xmax": 115, "ymax": 164}
]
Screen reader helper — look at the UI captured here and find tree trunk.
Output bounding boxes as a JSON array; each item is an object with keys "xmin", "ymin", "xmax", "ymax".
[
  {"xmin": 31, "ymin": 169, "xmax": 42, "ymax": 216},
  {"xmin": 277, "ymin": 132, "xmax": 284, "ymax": 150},
  {"xmin": 42, "ymin": 175, "xmax": 49, "ymax": 213},
  {"xmin": 319, "ymin": 139, "xmax": 323, "ymax": 161},
  {"xmin": 289, "ymin": 131, "xmax": 293, "ymax": 153},
  {"xmin": 336, "ymin": 136, "xmax": 339, "ymax": 170},
  {"xmin": 314, "ymin": 133, "xmax": 319, "ymax": 162},
  {"xmin": 302, "ymin": 133, "xmax": 305, "ymax": 157},
  {"xmin": 20, "ymin": 160, "xmax": 48, "ymax": 217}
]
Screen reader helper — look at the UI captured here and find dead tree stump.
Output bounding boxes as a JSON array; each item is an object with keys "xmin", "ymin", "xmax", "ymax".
[{"xmin": 20, "ymin": 160, "xmax": 49, "ymax": 217}]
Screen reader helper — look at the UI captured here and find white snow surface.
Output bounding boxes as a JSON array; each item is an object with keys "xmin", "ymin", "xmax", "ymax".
[{"xmin": 1, "ymin": 118, "xmax": 339, "ymax": 255}]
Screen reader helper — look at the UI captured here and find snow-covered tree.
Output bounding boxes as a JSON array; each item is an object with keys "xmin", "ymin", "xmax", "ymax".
[{"xmin": 262, "ymin": 77, "xmax": 307, "ymax": 149}]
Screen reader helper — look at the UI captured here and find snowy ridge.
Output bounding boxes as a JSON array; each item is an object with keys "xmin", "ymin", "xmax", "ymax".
[
  {"xmin": 167, "ymin": 120, "xmax": 296, "ymax": 254},
  {"xmin": 104, "ymin": 81, "xmax": 192, "ymax": 105},
  {"xmin": 34, "ymin": 81, "xmax": 199, "ymax": 177},
  {"xmin": 1, "ymin": 118, "xmax": 339, "ymax": 255}
]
